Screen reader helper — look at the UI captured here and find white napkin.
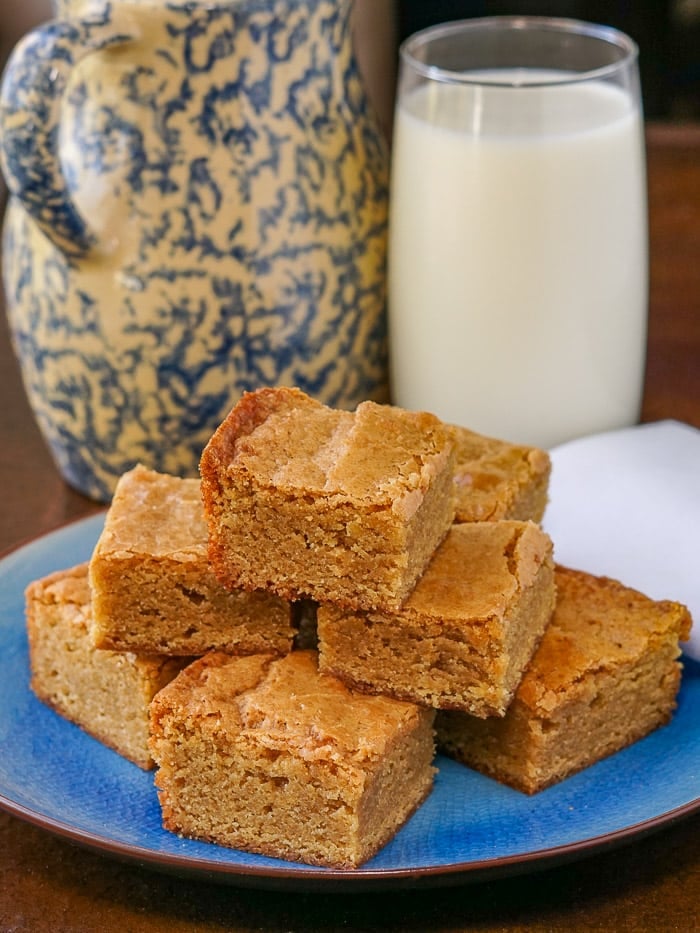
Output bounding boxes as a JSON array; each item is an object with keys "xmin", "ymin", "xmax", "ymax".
[{"xmin": 542, "ymin": 420, "xmax": 700, "ymax": 660}]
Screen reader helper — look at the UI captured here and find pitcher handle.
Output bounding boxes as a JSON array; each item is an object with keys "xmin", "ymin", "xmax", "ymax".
[{"xmin": 0, "ymin": 12, "xmax": 137, "ymax": 258}]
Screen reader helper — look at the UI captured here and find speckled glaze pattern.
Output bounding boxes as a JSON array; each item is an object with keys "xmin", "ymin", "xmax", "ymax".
[{"xmin": 0, "ymin": 0, "xmax": 389, "ymax": 501}]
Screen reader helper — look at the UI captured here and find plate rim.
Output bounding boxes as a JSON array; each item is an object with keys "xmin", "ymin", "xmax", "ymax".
[
  {"xmin": 0, "ymin": 783, "xmax": 699, "ymax": 891},
  {"xmin": 1, "ymin": 512, "xmax": 699, "ymax": 891}
]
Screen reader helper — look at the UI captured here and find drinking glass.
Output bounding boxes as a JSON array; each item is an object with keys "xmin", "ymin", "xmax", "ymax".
[{"xmin": 388, "ymin": 17, "xmax": 648, "ymax": 449}]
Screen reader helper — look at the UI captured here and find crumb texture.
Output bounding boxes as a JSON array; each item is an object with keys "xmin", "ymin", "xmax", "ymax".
[
  {"xmin": 26, "ymin": 563, "xmax": 187, "ymax": 769},
  {"xmin": 149, "ymin": 650, "xmax": 435, "ymax": 868},
  {"xmin": 89, "ymin": 464, "xmax": 294, "ymax": 656},
  {"xmin": 200, "ymin": 387, "xmax": 456, "ymax": 610},
  {"xmin": 436, "ymin": 565, "xmax": 692, "ymax": 793},
  {"xmin": 318, "ymin": 521, "xmax": 555, "ymax": 716},
  {"xmin": 449, "ymin": 425, "xmax": 550, "ymax": 523}
]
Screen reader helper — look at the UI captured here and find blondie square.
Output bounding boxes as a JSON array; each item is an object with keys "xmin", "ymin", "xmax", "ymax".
[
  {"xmin": 317, "ymin": 520, "xmax": 555, "ymax": 717},
  {"xmin": 450, "ymin": 425, "xmax": 551, "ymax": 524},
  {"xmin": 89, "ymin": 465, "xmax": 295, "ymax": 656},
  {"xmin": 436, "ymin": 566, "xmax": 693, "ymax": 793},
  {"xmin": 149, "ymin": 650, "xmax": 436, "ymax": 869},
  {"xmin": 200, "ymin": 387, "xmax": 456, "ymax": 611},
  {"xmin": 26, "ymin": 563, "xmax": 188, "ymax": 769}
]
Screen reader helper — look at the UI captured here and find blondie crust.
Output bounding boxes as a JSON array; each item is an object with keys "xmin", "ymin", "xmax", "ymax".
[
  {"xmin": 26, "ymin": 564, "xmax": 188, "ymax": 769},
  {"xmin": 450, "ymin": 425, "xmax": 551, "ymax": 523},
  {"xmin": 149, "ymin": 650, "xmax": 436, "ymax": 868},
  {"xmin": 436, "ymin": 566, "xmax": 693, "ymax": 793},
  {"xmin": 317, "ymin": 520, "xmax": 555, "ymax": 717},
  {"xmin": 89, "ymin": 465, "xmax": 295, "ymax": 656},
  {"xmin": 200, "ymin": 387, "xmax": 456, "ymax": 611}
]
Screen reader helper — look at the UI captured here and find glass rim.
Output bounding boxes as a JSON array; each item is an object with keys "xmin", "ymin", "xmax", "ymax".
[{"xmin": 399, "ymin": 16, "xmax": 640, "ymax": 88}]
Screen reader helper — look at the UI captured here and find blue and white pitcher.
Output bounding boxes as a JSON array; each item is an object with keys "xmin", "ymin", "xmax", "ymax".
[{"xmin": 0, "ymin": 0, "xmax": 389, "ymax": 500}]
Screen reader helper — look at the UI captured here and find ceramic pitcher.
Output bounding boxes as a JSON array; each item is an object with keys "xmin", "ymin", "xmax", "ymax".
[{"xmin": 0, "ymin": 0, "xmax": 389, "ymax": 501}]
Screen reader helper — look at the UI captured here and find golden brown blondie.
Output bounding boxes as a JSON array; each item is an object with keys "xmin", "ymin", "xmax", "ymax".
[
  {"xmin": 436, "ymin": 566, "xmax": 692, "ymax": 793},
  {"xmin": 149, "ymin": 650, "xmax": 436, "ymax": 868},
  {"xmin": 317, "ymin": 520, "xmax": 555, "ymax": 717},
  {"xmin": 26, "ymin": 563, "xmax": 188, "ymax": 769},
  {"xmin": 89, "ymin": 465, "xmax": 295, "ymax": 656},
  {"xmin": 200, "ymin": 387, "xmax": 456, "ymax": 611},
  {"xmin": 450, "ymin": 424, "xmax": 551, "ymax": 523}
]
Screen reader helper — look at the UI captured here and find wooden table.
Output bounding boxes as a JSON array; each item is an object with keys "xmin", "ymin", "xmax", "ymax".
[{"xmin": 1, "ymin": 122, "xmax": 699, "ymax": 932}]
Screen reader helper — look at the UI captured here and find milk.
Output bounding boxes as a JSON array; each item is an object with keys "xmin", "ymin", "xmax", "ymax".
[{"xmin": 388, "ymin": 75, "xmax": 648, "ymax": 448}]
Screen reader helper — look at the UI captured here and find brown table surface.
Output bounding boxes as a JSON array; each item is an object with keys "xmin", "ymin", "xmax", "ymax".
[{"xmin": 1, "ymin": 121, "xmax": 699, "ymax": 932}]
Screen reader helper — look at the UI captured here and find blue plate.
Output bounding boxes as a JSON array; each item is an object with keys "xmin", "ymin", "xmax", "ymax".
[{"xmin": 1, "ymin": 514, "xmax": 699, "ymax": 890}]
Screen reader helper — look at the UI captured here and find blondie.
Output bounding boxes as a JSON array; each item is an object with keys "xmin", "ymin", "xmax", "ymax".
[
  {"xmin": 89, "ymin": 465, "xmax": 295, "ymax": 656},
  {"xmin": 200, "ymin": 387, "xmax": 456, "ymax": 611},
  {"xmin": 149, "ymin": 650, "xmax": 436, "ymax": 868},
  {"xmin": 450, "ymin": 424, "xmax": 551, "ymax": 523},
  {"xmin": 436, "ymin": 566, "xmax": 692, "ymax": 793},
  {"xmin": 318, "ymin": 520, "xmax": 555, "ymax": 717},
  {"xmin": 26, "ymin": 564, "xmax": 187, "ymax": 769}
]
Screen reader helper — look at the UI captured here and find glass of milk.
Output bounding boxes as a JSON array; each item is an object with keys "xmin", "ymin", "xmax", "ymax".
[{"xmin": 388, "ymin": 17, "xmax": 648, "ymax": 449}]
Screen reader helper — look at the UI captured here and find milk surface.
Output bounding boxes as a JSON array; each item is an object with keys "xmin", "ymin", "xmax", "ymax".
[{"xmin": 388, "ymin": 74, "xmax": 647, "ymax": 448}]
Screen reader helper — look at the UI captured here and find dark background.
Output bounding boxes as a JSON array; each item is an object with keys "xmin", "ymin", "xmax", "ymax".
[{"xmin": 397, "ymin": 0, "xmax": 700, "ymax": 119}]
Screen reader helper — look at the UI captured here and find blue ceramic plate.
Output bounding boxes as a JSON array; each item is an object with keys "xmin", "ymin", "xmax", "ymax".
[{"xmin": 1, "ymin": 512, "xmax": 699, "ymax": 890}]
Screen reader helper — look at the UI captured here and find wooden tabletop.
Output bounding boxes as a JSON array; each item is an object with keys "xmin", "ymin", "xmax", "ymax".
[{"xmin": 1, "ymin": 121, "xmax": 699, "ymax": 932}]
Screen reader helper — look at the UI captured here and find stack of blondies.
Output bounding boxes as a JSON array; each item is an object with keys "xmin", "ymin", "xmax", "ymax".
[{"xmin": 25, "ymin": 387, "xmax": 692, "ymax": 869}]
